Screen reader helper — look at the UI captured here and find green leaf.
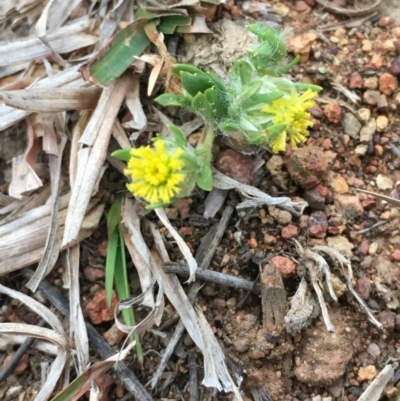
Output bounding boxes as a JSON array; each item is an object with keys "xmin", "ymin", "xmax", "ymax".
[
  {"xmin": 146, "ymin": 201, "xmax": 167, "ymax": 210},
  {"xmin": 219, "ymin": 120, "xmax": 240, "ymax": 131},
  {"xmin": 171, "ymin": 63, "xmax": 206, "ymax": 78},
  {"xmin": 230, "ymin": 59, "xmax": 253, "ymax": 87},
  {"xmin": 204, "ymin": 87, "xmax": 225, "ymax": 120},
  {"xmin": 205, "ymin": 71, "xmax": 226, "ymax": 92},
  {"xmin": 293, "ymin": 83, "xmax": 323, "ymax": 92},
  {"xmin": 111, "ymin": 149, "xmax": 131, "ymax": 162},
  {"xmin": 105, "ymin": 228, "xmax": 119, "ymax": 307},
  {"xmin": 242, "ymin": 91, "xmax": 284, "ymax": 109},
  {"xmin": 155, "ymin": 93, "xmax": 191, "ymax": 108},
  {"xmin": 236, "ymin": 79, "xmax": 262, "ymax": 101},
  {"xmin": 192, "ymin": 92, "xmax": 214, "ymax": 122},
  {"xmin": 115, "ymin": 226, "xmax": 143, "ymax": 362},
  {"xmin": 87, "ymin": 25, "xmax": 151, "ymax": 85},
  {"xmin": 196, "ymin": 163, "xmax": 213, "ymax": 191},
  {"xmin": 180, "ymin": 71, "xmax": 215, "ymax": 97},
  {"xmin": 247, "ymin": 24, "xmax": 286, "ymax": 61},
  {"xmin": 167, "ymin": 124, "xmax": 187, "ymax": 148},
  {"xmin": 107, "ymin": 196, "xmax": 122, "ymax": 236},
  {"xmin": 158, "ymin": 15, "xmax": 191, "ymax": 34}
]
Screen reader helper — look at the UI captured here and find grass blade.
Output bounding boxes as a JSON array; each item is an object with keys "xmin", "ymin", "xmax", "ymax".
[
  {"xmin": 115, "ymin": 225, "xmax": 144, "ymax": 363},
  {"xmin": 105, "ymin": 228, "xmax": 119, "ymax": 307}
]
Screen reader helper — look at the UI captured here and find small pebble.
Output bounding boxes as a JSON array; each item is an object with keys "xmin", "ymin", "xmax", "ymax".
[
  {"xmin": 342, "ymin": 113, "xmax": 362, "ymax": 139},
  {"xmin": 362, "ymin": 39, "xmax": 372, "ymax": 52},
  {"xmin": 363, "ymin": 77, "xmax": 378, "ymax": 90},
  {"xmin": 363, "ymin": 90, "xmax": 380, "ymax": 105},
  {"xmin": 355, "ymin": 144, "xmax": 368, "ymax": 155},
  {"xmin": 391, "ymin": 55, "xmax": 400, "ymax": 76},
  {"xmin": 367, "ymin": 343, "xmax": 380, "ymax": 357},
  {"xmin": 357, "ymin": 108, "xmax": 370, "ymax": 122},
  {"xmin": 379, "ymin": 73, "xmax": 397, "ymax": 95},
  {"xmin": 356, "ymin": 277, "xmax": 371, "ymax": 300},
  {"xmin": 308, "ymin": 211, "xmax": 328, "ymax": 238},
  {"xmin": 359, "ymin": 118, "xmax": 376, "ymax": 142},
  {"xmin": 376, "ymin": 115, "xmax": 388, "ymax": 132},
  {"xmin": 368, "ymin": 242, "xmax": 378, "ymax": 256},
  {"xmin": 376, "ymin": 174, "xmax": 393, "ymax": 190},
  {"xmin": 358, "ymin": 365, "xmax": 377, "ymax": 382},
  {"xmin": 323, "ymin": 102, "xmax": 342, "ymax": 123}
]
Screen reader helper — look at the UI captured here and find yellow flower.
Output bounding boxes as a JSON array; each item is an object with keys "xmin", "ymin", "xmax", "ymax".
[
  {"xmin": 269, "ymin": 131, "xmax": 287, "ymax": 153},
  {"xmin": 263, "ymin": 89, "xmax": 317, "ymax": 151},
  {"xmin": 125, "ymin": 140, "xmax": 185, "ymax": 205}
]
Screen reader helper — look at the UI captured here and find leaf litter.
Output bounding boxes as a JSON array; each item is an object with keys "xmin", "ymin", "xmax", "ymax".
[{"xmin": 0, "ymin": 0, "xmax": 399, "ymax": 400}]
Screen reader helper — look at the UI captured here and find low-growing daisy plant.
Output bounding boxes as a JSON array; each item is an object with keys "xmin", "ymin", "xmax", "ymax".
[{"xmin": 114, "ymin": 24, "xmax": 321, "ymax": 208}]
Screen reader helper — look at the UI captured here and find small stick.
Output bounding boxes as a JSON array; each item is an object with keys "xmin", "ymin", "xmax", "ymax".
[
  {"xmin": 24, "ymin": 270, "xmax": 155, "ymax": 401},
  {"xmin": 188, "ymin": 350, "xmax": 199, "ymax": 401},
  {"xmin": 164, "ymin": 263, "xmax": 259, "ymax": 292},
  {"xmin": 0, "ymin": 319, "xmax": 46, "ymax": 382},
  {"xmin": 357, "ymin": 220, "xmax": 387, "ymax": 234}
]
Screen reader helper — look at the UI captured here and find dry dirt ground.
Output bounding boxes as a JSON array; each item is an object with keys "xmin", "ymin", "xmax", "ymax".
[{"xmin": 1, "ymin": 1, "xmax": 400, "ymax": 401}]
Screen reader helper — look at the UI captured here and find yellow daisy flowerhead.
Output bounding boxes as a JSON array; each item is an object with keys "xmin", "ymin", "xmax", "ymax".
[
  {"xmin": 124, "ymin": 139, "xmax": 185, "ymax": 206},
  {"xmin": 263, "ymin": 89, "xmax": 317, "ymax": 152}
]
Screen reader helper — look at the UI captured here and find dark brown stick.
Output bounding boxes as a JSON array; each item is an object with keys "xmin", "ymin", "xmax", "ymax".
[{"xmin": 164, "ymin": 263, "xmax": 259, "ymax": 292}]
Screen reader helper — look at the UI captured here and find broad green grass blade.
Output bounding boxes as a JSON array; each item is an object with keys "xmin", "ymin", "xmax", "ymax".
[
  {"xmin": 107, "ymin": 196, "xmax": 122, "ymax": 237},
  {"xmin": 88, "ymin": 24, "xmax": 151, "ymax": 85},
  {"xmin": 105, "ymin": 228, "xmax": 119, "ymax": 307},
  {"xmin": 115, "ymin": 225, "xmax": 144, "ymax": 363}
]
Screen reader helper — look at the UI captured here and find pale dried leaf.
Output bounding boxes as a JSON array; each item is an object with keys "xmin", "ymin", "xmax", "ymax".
[
  {"xmin": 0, "ymin": 285, "xmax": 68, "ymax": 401},
  {"xmin": 112, "ymin": 119, "xmax": 131, "ymax": 149},
  {"xmin": 114, "ymin": 291, "xmax": 160, "ymax": 335},
  {"xmin": 284, "ymin": 278, "xmax": 319, "ymax": 334},
  {"xmin": 0, "ymin": 334, "xmax": 59, "ymax": 355},
  {"xmin": 123, "ymin": 75, "xmax": 147, "ymax": 133},
  {"xmin": 67, "ymin": 245, "xmax": 89, "ymax": 373},
  {"xmin": 0, "ymin": 0, "xmax": 44, "ymax": 23},
  {"xmin": 97, "ymin": 0, "xmax": 133, "ymax": 47},
  {"xmin": 121, "ymin": 199, "xmax": 156, "ymax": 309},
  {"xmin": 0, "ymin": 66, "xmax": 83, "ymax": 131},
  {"xmin": 150, "ymin": 226, "xmax": 204, "ymax": 350},
  {"xmin": 0, "ymin": 18, "xmax": 98, "ymax": 66},
  {"xmin": 155, "ymin": 207, "xmax": 198, "ymax": 282},
  {"xmin": 0, "ymin": 185, "xmax": 51, "ymax": 221},
  {"xmin": 0, "ymin": 193, "xmax": 104, "ymax": 275},
  {"xmin": 26, "ymin": 132, "xmax": 67, "ymax": 292},
  {"xmin": 195, "ymin": 306, "xmax": 243, "ymax": 398},
  {"xmin": 62, "ymin": 74, "xmax": 132, "ymax": 247},
  {"xmin": 0, "ymin": 323, "xmax": 67, "ymax": 401},
  {"xmin": 213, "ymin": 168, "xmax": 307, "ymax": 216},
  {"xmin": 313, "ymin": 245, "xmax": 383, "ymax": 330},
  {"xmin": 8, "ymin": 119, "xmax": 42, "ymax": 198},
  {"xmin": 0, "ymin": 87, "xmax": 101, "ymax": 112}
]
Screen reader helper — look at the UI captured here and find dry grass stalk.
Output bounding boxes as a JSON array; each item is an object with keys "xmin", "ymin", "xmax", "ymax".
[
  {"xmin": 0, "ymin": 193, "xmax": 104, "ymax": 275},
  {"xmin": 62, "ymin": 73, "xmax": 132, "ymax": 247},
  {"xmin": 0, "ymin": 284, "xmax": 69, "ymax": 401}
]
